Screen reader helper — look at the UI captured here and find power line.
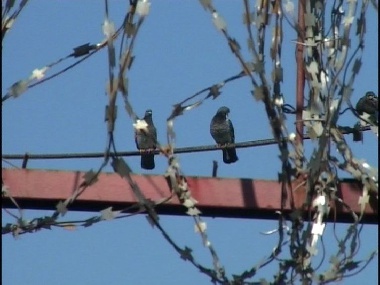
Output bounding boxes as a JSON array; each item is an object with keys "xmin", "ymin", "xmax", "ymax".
[{"xmin": 2, "ymin": 125, "xmax": 371, "ymax": 161}]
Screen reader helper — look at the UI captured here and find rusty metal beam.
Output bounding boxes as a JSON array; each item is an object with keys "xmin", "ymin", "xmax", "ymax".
[{"xmin": 1, "ymin": 168, "xmax": 377, "ymax": 223}]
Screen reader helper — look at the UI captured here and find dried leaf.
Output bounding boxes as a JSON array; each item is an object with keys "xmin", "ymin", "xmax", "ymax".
[
  {"xmin": 253, "ymin": 86, "xmax": 264, "ymax": 101},
  {"xmin": 183, "ymin": 101, "xmax": 202, "ymax": 112},
  {"xmin": 183, "ymin": 197, "xmax": 198, "ymax": 208},
  {"xmin": 104, "ymin": 105, "xmax": 117, "ymax": 125},
  {"xmin": 83, "ymin": 217, "xmax": 100, "ymax": 227},
  {"xmin": 342, "ymin": 260, "xmax": 360, "ymax": 272},
  {"xmin": 124, "ymin": 22, "xmax": 136, "ymax": 37},
  {"xmin": 343, "ymin": 16, "xmax": 354, "ymax": 26},
  {"xmin": 118, "ymin": 76, "xmax": 129, "ymax": 95},
  {"xmin": 100, "ymin": 207, "xmax": 113, "ymax": 220},
  {"xmin": 284, "ymin": 1, "xmax": 295, "ymax": 14},
  {"xmin": 105, "ymin": 78, "xmax": 118, "ymax": 97},
  {"xmin": 306, "ymin": 61, "xmax": 319, "ymax": 80},
  {"xmin": 12, "ymin": 226, "xmax": 21, "ymax": 239},
  {"xmin": 311, "ymin": 222, "xmax": 326, "ymax": 236},
  {"xmin": 107, "ymin": 44, "xmax": 116, "ymax": 68},
  {"xmin": 62, "ymin": 224, "xmax": 77, "ymax": 231},
  {"xmin": 121, "ymin": 53, "xmax": 135, "ymax": 70},
  {"xmin": 306, "ymin": 243, "xmax": 318, "ymax": 256},
  {"xmin": 272, "ymin": 67, "xmax": 283, "ymax": 83},
  {"xmin": 255, "ymin": 13, "xmax": 265, "ymax": 27},
  {"xmin": 56, "ymin": 201, "xmax": 68, "ymax": 216},
  {"xmin": 2, "ymin": 185, "xmax": 9, "ymax": 196},
  {"xmin": 247, "ymin": 38, "xmax": 254, "ymax": 52},
  {"xmin": 30, "ymin": 67, "xmax": 48, "ymax": 80},
  {"xmin": 3, "ymin": 17, "xmax": 15, "ymax": 30},
  {"xmin": 304, "ymin": 13, "xmax": 316, "ymax": 27},
  {"xmin": 170, "ymin": 104, "xmax": 185, "ymax": 119},
  {"xmin": 111, "ymin": 157, "xmax": 132, "ymax": 178},
  {"xmin": 180, "ymin": 246, "xmax": 193, "ymax": 261},
  {"xmin": 228, "ymin": 38, "xmax": 240, "ymax": 53},
  {"xmin": 208, "ymin": 85, "xmax": 221, "ymax": 99},
  {"xmin": 352, "ymin": 123, "xmax": 363, "ymax": 142},
  {"xmin": 8, "ymin": 80, "xmax": 28, "ymax": 98},
  {"xmin": 311, "ymin": 121, "xmax": 323, "ymax": 137},
  {"xmin": 186, "ymin": 207, "xmax": 201, "ymax": 216},
  {"xmin": 145, "ymin": 214, "xmax": 156, "ymax": 228},
  {"xmin": 82, "ymin": 169, "xmax": 98, "ymax": 186},
  {"xmin": 254, "ymin": 61, "xmax": 264, "ymax": 73},
  {"xmin": 102, "ymin": 19, "xmax": 115, "ymax": 39},
  {"xmin": 136, "ymin": 0, "xmax": 151, "ymax": 16},
  {"xmin": 356, "ymin": 15, "xmax": 366, "ymax": 35},
  {"xmin": 329, "ymin": 255, "xmax": 340, "ymax": 266},
  {"xmin": 212, "ymin": 12, "xmax": 227, "ymax": 31},
  {"xmin": 72, "ymin": 43, "xmax": 94, "ymax": 57},
  {"xmin": 358, "ymin": 193, "xmax": 369, "ymax": 213},
  {"xmin": 5, "ymin": 0, "xmax": 16, "ymax": 10},
  {"xmin": 198, "ymin": 0, "xmax": 212, "ymax": 10},
  {"xmin": 242, "ymin": 12, "xmax": 250, "ymax": 25},
  {"xmin": 194, "ymin": 221, "xmax": 207, "ymax": 233},
  {"xmin": 352, "ymin": 58, "xmax": 362, "ymax": 74}
]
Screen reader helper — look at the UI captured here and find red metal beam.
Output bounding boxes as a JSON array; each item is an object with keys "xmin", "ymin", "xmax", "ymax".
[{"xmin": 2, "ymin": 168, "xmax": 377, "ymax": 223}]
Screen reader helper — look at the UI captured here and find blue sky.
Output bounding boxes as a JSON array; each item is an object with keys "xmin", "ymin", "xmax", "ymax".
[{"xmin": 2, "ymin": 1, "xmax": 378, "ymax": 284}]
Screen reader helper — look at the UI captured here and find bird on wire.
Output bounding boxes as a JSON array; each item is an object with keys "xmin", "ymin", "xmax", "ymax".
[
  {"xmin": 356, "ymin": 91, "xmax": 378, "ymax": 126},
  {"xmin": 134, "ymin": 109, "xmax": 157, "ymax": 170},
  {"xmin": 210, "ymin": 106, "xmax": 238, "ymax": 164}
]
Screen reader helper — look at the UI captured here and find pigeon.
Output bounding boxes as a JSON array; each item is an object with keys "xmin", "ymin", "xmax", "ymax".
[
  {"xmin": 135, "ymin": 109, "xmax": 157, "ymax": 170},
  {"xmin": 210, "ymin": 106, "xmax": 238, "ymax": 164},
  {"xmin": 356, "ymin": 91, "xmax": 378, "ymax": 125},
  {"xmin": 356, "ymin": 91, "xmax": 378, "ymax": 115}
]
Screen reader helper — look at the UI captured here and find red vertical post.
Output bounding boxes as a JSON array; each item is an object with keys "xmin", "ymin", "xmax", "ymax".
[{"xmin": 296, "ymin": 0, "xmax": 305, "ymax": 150}]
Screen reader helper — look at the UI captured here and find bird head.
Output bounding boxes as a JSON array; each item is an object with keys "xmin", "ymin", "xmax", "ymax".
[
  {"xmin": 365, "ymin": 92, "xmax": 379, "ymax": 118},
  {"xmin": 143, "ymin": 109, "xmax": 154, "ymax": 125},
  {"xmin": 365, "ymin": 91, "xmax": 377, "ymax": 102},
  {"xmin": 144, "ymin": 109, "xmax": 153, "ymax": 121},
  {"xmin": 216, "ymin": 106, "xmax": 230, "ymax": 118}
]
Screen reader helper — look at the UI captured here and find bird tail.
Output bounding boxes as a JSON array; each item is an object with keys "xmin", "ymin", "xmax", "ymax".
[
  {"xmin": 141, "ymin": 154, "xmax": 155, "ymax": 170},
  {"xmin": 222, "ymin": 147, "xmax": 238, "ymax": 164}
]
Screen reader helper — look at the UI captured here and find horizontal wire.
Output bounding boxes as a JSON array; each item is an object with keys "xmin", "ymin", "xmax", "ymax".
[{"xmin": 2, "ymin": 126, "xmax": 371, "ymax": 161}]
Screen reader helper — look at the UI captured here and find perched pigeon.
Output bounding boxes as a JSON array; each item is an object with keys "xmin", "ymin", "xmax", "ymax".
[
  {"xmin": 210, "ymin": 106, "xmax": 238, "ymax": 164},
  {"xmin": 356, "ymin": 91, "xmax": 378, "ymax": 126},
  {"xmin": 135, "ymin": 109, "xmax": 157, "ymax": 170},
  {"xmin": 356, "ymin": 91, "xmax": 378, "ymax": 115}
]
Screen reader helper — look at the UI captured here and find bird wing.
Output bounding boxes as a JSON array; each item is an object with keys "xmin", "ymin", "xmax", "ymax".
[
  {"xmin": 210, "ymin": 116, "xmax": 218, "ymax": 142},
  {"xmin": 150, "ymin": 124, "xmax": 157, "ymax": 148},
  {"xmin": 135, "ymin": 129, "xmax": 141, "ymax": 150},
  {"xmin": 228, "ymin": 119, "xmax": 235, "ymax": 143}
]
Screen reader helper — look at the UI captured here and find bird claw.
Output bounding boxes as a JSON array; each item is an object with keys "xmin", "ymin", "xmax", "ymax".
[
  {"xmin": 139, "ymin": 148, "xmax": 156, "ymax": 154},
  {"xmin": 216, "ymin": 143, "xmax": 230, "ymax": 149}
]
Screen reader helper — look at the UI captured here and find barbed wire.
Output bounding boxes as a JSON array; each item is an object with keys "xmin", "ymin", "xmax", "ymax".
[{"xmin": 1, "ymin": 13, "xmax": 126, "ymax": 103}]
